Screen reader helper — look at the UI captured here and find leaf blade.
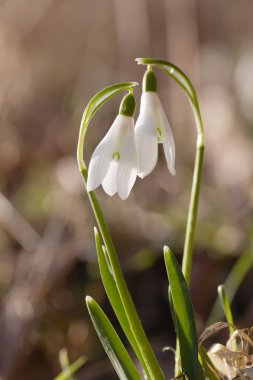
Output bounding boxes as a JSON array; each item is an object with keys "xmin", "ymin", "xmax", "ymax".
[
  {"xmin": 54, "ymin": 354, "xmax": 86, "ymax": 380},
  {"xmin": 164, "ymin": 246, "xmax": 199, "ymax": 380},
  {"xmin": 86, "ymin": 296, "xmax": 142, "ymax": 380},
  {"xmin": 94, "ymin": 228, "xmax": 150, "ymax": 379}
]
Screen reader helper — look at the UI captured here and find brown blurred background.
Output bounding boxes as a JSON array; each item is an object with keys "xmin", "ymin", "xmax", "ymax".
[{"xmin": 0, "ymin": 0, "xmax": 253, "ymax": 379}]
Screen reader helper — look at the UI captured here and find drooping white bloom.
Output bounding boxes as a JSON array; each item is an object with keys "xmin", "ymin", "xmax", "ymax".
[
  {"xmin": 135, "ymin": 70, "xmax": 176, "ymax": 178},
  {"xmin": 87, "ymin": 113, "xmax": 137, "ymax": 200}
]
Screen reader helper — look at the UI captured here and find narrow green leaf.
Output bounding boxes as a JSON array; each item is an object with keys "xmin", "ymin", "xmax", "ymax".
[
  {"xmin": 207, "ymin": 248, "xmax": 253, "ymax": 325},
  {"xmin": 198, "ymin": 358, "xmax": 206, "ymax": 380},
  {"xmin": 94, "ymin": 228, "xmax": 150, "ymax": 379},
  {"xmin": 164, "ymin": 246, "xmax": 199, "ymax": 380},
  {"xmin": 59, "ymin": 349, "xmax": 74, "ymax": 380},
  {"xmin": 168, "ymin": 287, "xmax": 178, "ymax": 336},
  {"xmin": 86, "ymin": 296, "xmax": 142, "ymax": 380},
  {"xmin": 54, "ymin": 354, "xmax": 86, "ymax": 380},
  {"xmin": 218, "ymin": 285, "xmax": 237, "ymax": 351},
  {"xmin": 217, "ymin": 285, "xmax": 234, "ymax": 333},
  {"xmin": 198, "ymin": 345, "xmax": 221, "ymax": 380},
  {"xmin": 168, "ymin": 288, "xmax": 181, "ymax": 376}
]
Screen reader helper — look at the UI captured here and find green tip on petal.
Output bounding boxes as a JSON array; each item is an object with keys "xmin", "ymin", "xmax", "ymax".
[
  {"xmin": 119, "ymin": 93, "xmax": 136, "ymax": 117},
  {"xmin": 142, "ymin": 69, "xmax": 157, "ymax": 92}
]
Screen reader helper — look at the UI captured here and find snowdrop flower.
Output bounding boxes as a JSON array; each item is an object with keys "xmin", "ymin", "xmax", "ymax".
[
  {"xmin": 135, "ymin": 68, "xmax": 176, "ymax": 178},
  {"xmin": 87, "ymin": 93, "xmax": 137, "ymax": 200}
]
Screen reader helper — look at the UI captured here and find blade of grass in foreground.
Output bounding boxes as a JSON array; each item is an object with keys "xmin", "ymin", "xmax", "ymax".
[
  {"xmin": 164, "ymin": 246, "xmax": 199, "ymax": 380},
  {"xmin": 94, "ymin": 228, "xmax": 150, "ymax": 379},
  {"xmin": 86, "ymin": 296, "xmax": 142, "ymax": 380},
  {"xmin": 54, "ymin": 351, "xmax": 86, "ymax": 380}
]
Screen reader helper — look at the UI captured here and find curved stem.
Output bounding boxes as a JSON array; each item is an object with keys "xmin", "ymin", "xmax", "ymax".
[
  {"xmin": 77, "ymin": 83, "xmax": 165, "ymax": 380},
  {"xmin": 136, "ymin": 58, "xmax": 204, "ymax": 378},
  {"xmin": 77, "ymin": 109, "xmax": 88, "ymax": 172},
  {"xmin": 136, "ymin": 58, "xmax": 205, "ymax": 286},
  {"xmin": 77, "ymin": 81, "xmax": 138, "ymax": 172},
  {"xmin": 181, "ymin": 103, "xmax": 204, "ymax": 285}
]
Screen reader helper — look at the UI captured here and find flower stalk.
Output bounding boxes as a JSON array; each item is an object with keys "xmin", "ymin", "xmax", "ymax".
[
  {"xmin": 135, "ymin": 67, "xmax": 176, "ymax": 179},
  {"xmin": 78, "ymin": 60, "xmax": 205, "ymax": 379},
  {"xmin": 136, "ymin": 58, "xmax": 205, "ymax": 286},
  {"xmin": 77, "ymin": 83, "xmax": 165, "ymax": 380},
  {"xmin": 136, "ymin": 58, "xmax": 205, "ymax": 377}
]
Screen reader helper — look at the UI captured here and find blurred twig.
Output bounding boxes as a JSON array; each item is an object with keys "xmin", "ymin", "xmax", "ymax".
[
  {"xmin": 0, "ymin": 192, "xmax": 40, "ymax": 252},
  {"xmin": 0, "ymin": 198, "xmax": 79, "ymax": 378}
]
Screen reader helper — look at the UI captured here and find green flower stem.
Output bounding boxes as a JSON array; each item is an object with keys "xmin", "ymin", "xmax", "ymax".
[
  {"xmin": 136, "ymin": 58, "xmax": 205, "ymax": 377},
  {"xmin": 77, "ymin": 83, "xmax": 165, "ymax": 380},
  {"xmin": 80, "ymin": 168, "xmax": 165, "ymax": 380},
  {"xmin": 136, "ymin": 58, "xmax": 204, "ymax": 285},
  {"xmin": 181, "ymin": 106, "xmax": 204, "ymax": 285}
]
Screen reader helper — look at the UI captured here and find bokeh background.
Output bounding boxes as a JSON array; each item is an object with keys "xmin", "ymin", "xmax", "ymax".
[{"xmin": 0, "ymin": 0, "xmax": 253, "ymax": 379}]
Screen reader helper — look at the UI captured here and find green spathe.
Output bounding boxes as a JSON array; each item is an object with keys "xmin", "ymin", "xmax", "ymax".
[
  {"xmin": 119, "ymin": 93, "xmax": 136, "ymax": 117},
  {"xmin": 142, "ymin": 69, "xmax": 157, "ymax": 92}
]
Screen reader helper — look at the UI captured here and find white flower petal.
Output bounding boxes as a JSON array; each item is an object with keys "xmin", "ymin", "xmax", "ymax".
[
  {"xmin": 86, "ymin": 149, "xmax": 110, "ymax": 192},
  {"xmin": 102, "ymin": 159, "xmax": 118, "ymax": 196},
  {"xmin": 160, "ymin": 107, "xmax": 176, "ymax": 175},
  {"xmin": 152, "ymin": 94, "xmax": 176, "ymax": 175},
  {"xmin": 86, "ymin": 116, "xmax": 121, "ymax": 192},
  {"xmin": 117, "ymin": 118, "xmax": 137, "ymax": 200},
  {"xmin": 135, "ymin": 92, "xmax": 158, "ymax": 178}
]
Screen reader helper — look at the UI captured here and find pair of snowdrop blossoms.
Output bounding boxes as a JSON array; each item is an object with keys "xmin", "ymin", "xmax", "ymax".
[
  {"xmin": 77, "ymin": 58, "xmax": 253, "ymax": 380},
  {"xmin": 86, "ymin": 67, "xmax": 176, "ymax": 200},
  {"xmin": 77, "ymin": 58, "xmax": 210, "ymax": 380}
]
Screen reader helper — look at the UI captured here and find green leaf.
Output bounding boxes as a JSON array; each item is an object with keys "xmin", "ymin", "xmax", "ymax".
[
  {"xmin": 164, "ymin": 246, "xmax": 199, "ymax": 380},
  {"xmin": 217, "ymin": 285, "xmax": 237, "ymax": 351},
  {"xmin": 198, "ymin": 345, "xmax": 221, "ymax": 380},
  {"xmin": 94, "ymin": 228, "xmax": 150, "ymax": 379},
  {"xmin": 168, "ymin": 287, "xmax": 178, "ymax": 335},
  {"xmin": 86, "ymin": 296, "xmax": 142, "ymax": 380},
  {"xmin": 54, "ymin": 352, "xmax": 86, "ymax": 380},
  {"xmin": 217, "ymin": 285, "xmax": 234, "ymax": 333}
]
